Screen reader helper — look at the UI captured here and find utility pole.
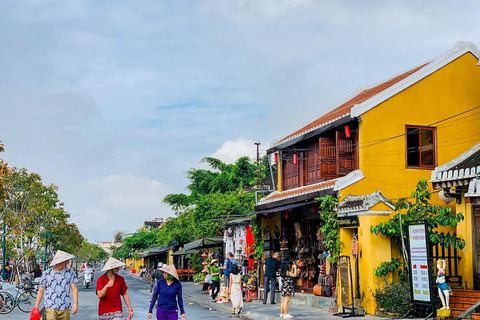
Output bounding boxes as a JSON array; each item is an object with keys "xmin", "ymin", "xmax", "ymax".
[{"xmin": 254, "ymin": 142, "xmax": 260, "ymax": 191}]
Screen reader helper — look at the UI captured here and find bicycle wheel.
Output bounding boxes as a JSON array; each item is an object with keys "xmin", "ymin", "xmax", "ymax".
[
  {"xmin": 0, "ymin": 291, "xmax": 15, "ymax": 314},
  {"xmin": 28, "ymin": 289, "xmax": 37, "ymax": 298},
  {"xmin": 17, "ymin": 291, "xmax": 33, "ymax": 313}
]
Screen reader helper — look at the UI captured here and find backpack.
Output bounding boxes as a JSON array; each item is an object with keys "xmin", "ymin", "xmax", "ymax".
[{"xmin": 231, "ymin": 263, "xmax": 239, "ymax": 275}]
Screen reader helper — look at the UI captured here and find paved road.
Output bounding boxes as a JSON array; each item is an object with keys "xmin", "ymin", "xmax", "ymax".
[{"xmin": 4, "ymin": 271, "xmax": 254, "ymax": 320}]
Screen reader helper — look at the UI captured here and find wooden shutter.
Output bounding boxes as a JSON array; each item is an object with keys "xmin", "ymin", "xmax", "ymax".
[
  {"xmin": 319, "ymin": 138, "xmax": 337, "ymax": 180},
  {"xmin": 336, "ymin": 131, "xmax": 355, "ymax": 176},
  {"xmin": 283, "ymin": 155, "xmax": 299, "ymax": 190}
]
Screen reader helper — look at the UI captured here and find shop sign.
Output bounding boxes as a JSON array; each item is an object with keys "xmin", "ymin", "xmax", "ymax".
[
  {"xmin": 337, "ymin": 216, "xmax": 359, "ymax": 227},
  {"xmin": 407, "ymin": 220, "xmax": 433, "ymax": 306}
]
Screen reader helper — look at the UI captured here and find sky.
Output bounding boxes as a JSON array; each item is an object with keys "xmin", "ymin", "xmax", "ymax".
[{"xmin": 1, "ymin": 0, "xmax": 480, "ymax": 243}]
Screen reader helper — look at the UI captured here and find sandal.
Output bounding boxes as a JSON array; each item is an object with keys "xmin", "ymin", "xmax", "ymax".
[
  {"xmin": 238, "ymin": 307, "xmax": 242, "ymax": 314},
  {"xmin": 232, "ymin": 309, "xmax": 235, "ymax": 314}
]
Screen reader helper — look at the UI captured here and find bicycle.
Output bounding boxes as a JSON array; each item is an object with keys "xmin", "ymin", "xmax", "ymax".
[{"xmin": 0, "ymin": 284, "xmax": 35, "ymax": 314}]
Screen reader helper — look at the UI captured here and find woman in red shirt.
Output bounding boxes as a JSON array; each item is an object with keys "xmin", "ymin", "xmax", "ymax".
[{"xmin": 97, "ymin": 257, "xmax": 134, "ymax": 320}]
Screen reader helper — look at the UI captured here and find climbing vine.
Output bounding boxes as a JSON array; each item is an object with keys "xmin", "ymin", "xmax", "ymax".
[
  {"xmin": 318, "ymin": 195, "xmax": 342, "ymax": 263},
  {"xmin": 250, "ymin": 215, "xmax": 264, "ymax": 259}
]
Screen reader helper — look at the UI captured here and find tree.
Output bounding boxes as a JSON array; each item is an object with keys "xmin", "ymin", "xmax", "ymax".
[
  {"xmin": 76, "ymin": 240, "xmax": 108, "ymax": 263},
  {"xmin": 370, "ymin": 179, "xmax": 465, "ymax": 279},
  {"xmin": 161, "ymin": 156, "xmax": 262, "ymax": 246},
  {"xmin": 1, "ymin": 167, "xmax": 80, "ymax": 267}
]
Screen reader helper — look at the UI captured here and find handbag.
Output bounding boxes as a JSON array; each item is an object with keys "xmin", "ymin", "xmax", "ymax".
[{"xmin": 313, "ymin": 284, "xmax": 322, "ymax": 296}]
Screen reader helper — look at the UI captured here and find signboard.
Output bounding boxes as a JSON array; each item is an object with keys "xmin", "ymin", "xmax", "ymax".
[
  {"xmin": 407, "ymin": 221, "xmax": 432, "ymax": 305},
  {"xmin": 337, "ymin": 216, "xmax": 359, "ymax": 228}
]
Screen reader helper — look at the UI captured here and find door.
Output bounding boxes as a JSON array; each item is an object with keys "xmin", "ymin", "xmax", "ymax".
[{"xmin": 473, "ymin": 205, "xmax": 480, "ymax": 289}]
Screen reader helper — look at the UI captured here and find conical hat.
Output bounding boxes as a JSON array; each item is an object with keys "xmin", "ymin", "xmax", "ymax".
[
  {"xmin": 158, "ymin": 264, "xmax": 179, "ymax": 280},
  {"xmin": 101, "ymin": 257, "xmax": 126, "ymax": 272},
  {"xmin": 49, "ymin": 250, "xmax": 75, "ymax": 266}
]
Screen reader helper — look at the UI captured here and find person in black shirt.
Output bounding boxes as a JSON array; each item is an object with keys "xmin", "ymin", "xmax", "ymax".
[{"xmin": 263, "ymin": 252, "xmax": 280, "ymax": 304}]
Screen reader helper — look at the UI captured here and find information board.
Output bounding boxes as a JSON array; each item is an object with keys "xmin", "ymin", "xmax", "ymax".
[{"xmin": 408, "ymin": 222, "xmax": 431, "ymax": 303}]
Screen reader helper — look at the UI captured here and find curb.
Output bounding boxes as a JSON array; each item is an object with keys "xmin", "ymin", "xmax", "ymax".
[{"xmin": 182, "ymin": 287, "xmax": 281, "ymax": 320}]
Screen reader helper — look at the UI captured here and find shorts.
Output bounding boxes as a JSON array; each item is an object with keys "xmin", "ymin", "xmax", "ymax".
[
  {"xmin": 224, "ymin": 275, "xmax": 230, "ymax": 287},
  {"xmin": 45, "ymin": 308, "xmax": 70, "ymax": 320}
]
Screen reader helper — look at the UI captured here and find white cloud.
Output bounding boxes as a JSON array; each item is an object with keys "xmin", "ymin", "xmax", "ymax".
[
  {"xmin": 68, "ymin": 174, "xmax": 173, "ymax": 241},
  {"xmin": 210, "ymin": 138, "xmax": 268, "ymax": 164}
]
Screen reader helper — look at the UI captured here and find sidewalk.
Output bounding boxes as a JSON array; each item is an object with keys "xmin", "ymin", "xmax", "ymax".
[{"xmin": 180, "ymin": 281, "xmax": 384, "ymax": 320}]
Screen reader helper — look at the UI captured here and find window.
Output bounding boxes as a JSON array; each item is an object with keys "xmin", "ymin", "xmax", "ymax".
[{"xmin": 406, "ymin": 126, "xmax": 436, "ymax": 168}]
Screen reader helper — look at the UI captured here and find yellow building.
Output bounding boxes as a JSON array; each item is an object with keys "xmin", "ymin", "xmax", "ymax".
[{"xmin": 256, "ymin": 41, "xmax": 480, "ymax": 314}]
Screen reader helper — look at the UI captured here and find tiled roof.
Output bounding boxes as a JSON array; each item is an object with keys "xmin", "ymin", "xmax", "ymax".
[
  {"xmin": 273, "ymin": 63, "xmax": 429, "ymax": 147},
  {"xmin": 430, "ymin": 141, "xmax": 480, "ymax": 189},
  {"xmin": 336, "ymin": 190, "xmax": 394, "ymax": 216},
  {"xmin": 258, "ymin": 169, "xmax": 365, "ymax": 207},
  {"xmin": 259, "ymin": 179, "xmax": 337, "ymax": 204}
]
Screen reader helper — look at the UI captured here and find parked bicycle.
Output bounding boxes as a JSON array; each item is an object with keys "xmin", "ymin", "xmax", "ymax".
[{"xmin": 0, "ymin": 283, "xmax": 37, "ymax": 314}]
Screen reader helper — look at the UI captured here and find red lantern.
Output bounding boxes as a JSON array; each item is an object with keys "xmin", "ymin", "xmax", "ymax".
[
  {"xmin": 312, "ymin": 204, "xmax": 317, "ymax": 214},
  {"xmin": 201, "ymin": 252, "xmax": 208, "ymax": 259},
  {"xmin": 293, "ymin": 154, "xmax": 298, "ymax": 164},
  {"xmin": 274, "ymin": 153, "xmax": 278, "ymax": 163},
  {"xmin": 345, "ymin": 125, "xmax": 351, "ymax": 138},
  {"xmin": 285, "ymin": 209, "xmax": 289, "ymax": 219}
]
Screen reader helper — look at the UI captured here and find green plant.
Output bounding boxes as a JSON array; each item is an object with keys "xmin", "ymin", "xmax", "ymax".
[
  {"xmin": 373, "ymin": 258, "xmax": 402, "ymax": 278},
  {"xmin": 370, "ymin": 179, "xmax": 465, "ymax": 279},
  {"xmin": 250, "ymin": 215, "xmax": 264, "ymax": 259},
  {"xmin": 193, "ymin": 273, "xmax": 205, "ymax": 283},
  {"xmin": 318, "ymin": 195, "xmax": 341, "ymax": 263},
  {"xmin": 373, "ymin": 281, "xmax": 412, "ymax": 315},
  {"xmin": 186, "ymin": 254, "xmax": 203, "ymax": 274}
]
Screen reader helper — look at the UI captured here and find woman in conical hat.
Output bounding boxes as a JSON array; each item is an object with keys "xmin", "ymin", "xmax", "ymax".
[
  {"xmin": 148, "ymin": 264, "xmax": 186, "ymax": 320},
  {"xmin": 96, "ymin": 257, "xmax": 134, "ymax": 320}
]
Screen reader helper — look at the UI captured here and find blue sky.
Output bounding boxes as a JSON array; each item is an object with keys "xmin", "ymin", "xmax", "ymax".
[{"xmin": 1, "ymin": 1, "xmax": 479, "ymax": 242}]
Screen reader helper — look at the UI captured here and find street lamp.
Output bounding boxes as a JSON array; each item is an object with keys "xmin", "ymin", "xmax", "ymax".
[
  {"xmin": 2, "ymin": 200, "xmax": 8, "ymax": 280},
  {"xmin": 2, "ymin": 214, "xmax": 6, "ymax": 280},
  {"xmin": 43, "ymin": 231, "xmax": 51, "ymax": 270}
]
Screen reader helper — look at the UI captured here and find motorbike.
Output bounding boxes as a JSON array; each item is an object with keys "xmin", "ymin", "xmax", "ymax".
[{"xmin": 84, "ymin": 270, "xmax": 93, "ymax": 289}]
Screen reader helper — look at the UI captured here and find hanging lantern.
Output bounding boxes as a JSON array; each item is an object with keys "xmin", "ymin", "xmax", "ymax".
[
  {"xmin": 312, "ymin": 204, "xmax": 317, "ymax": 214},
  {"xmin": 201, "ymin": 252, "xmax": 208, "ymax": 259},
  {"xmin": 285, "ymin": 209, "xmax": 289, "ymax": 219},
  {"xmin": 293, "ymin": 154, "xmax": 298, "ymax": 164},
  {"xmin": 274, "ymin": 153, "xmax": 278, "ymax": 163},
  {"xmin": 345, "ymin": 125, "xmax": 351, "ymax": 138}
]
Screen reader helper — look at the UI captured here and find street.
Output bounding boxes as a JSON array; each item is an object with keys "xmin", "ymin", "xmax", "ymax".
[{"xmin": 4, "ymin": 271, "xmax": 255, "ymax": 320}]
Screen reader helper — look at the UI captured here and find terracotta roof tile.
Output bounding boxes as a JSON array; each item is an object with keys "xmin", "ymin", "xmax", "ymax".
[
  {"xmin": 259, "ymin": 179, "xmax": 337, "ymax": 204},
  {"xmin": 273, "ymin": 63, "xmax": 429, "ymax": 146}
]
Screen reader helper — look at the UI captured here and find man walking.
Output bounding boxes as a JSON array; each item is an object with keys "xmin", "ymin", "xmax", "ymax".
[
  {"xmin": 222, "ymin": 252, "xmax": 237, "ymax": 303},
  {"xmin": 263, "ymin": 252, "xmax": 281, "ymax": 305},
  {"xmin": 35, "ymin": 250, "xmax": 79, "ymax": 320}
]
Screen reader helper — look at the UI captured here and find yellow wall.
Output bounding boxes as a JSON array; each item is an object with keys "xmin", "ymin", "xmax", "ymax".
[
  {"xmin": 125, "ymin": 257, "xmax": 145, "ymax": 273},
  {"xmin": 339, "ymin": 53, "xmax": 480, "ymax": 314},
  {"xmin": 455, "ymin": 197, "xmax": 474, "ymax": 289}
]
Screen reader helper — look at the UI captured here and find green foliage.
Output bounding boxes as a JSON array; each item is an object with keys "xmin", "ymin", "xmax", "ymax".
[
  {"xmin": 373, "ymin": 258, "xmax": 402, "ymax": 278},
  {"xmin": 1, "ymin": 167, "xmax": 82, "ymax": 265},
  {"xmin": 76, "ymin": 240, "xmax": 108, "ymax": 262},
  {"xmin": 160, "ymin": 156, "xmax": 267, "ymax": 246},
  {"xmin": 193, "ymin": 273, "xmax": 205, "ymax": 283},
  {"xmin": 373, "ymin": 281, "xmax": 413, "ymax": 315},
  {"xmin": 186, "ymin": 254, "xmax": 203, "ymax": 274},
  {"xmin": 370, "ymin": 178, "xmax": 465, "ymax": 279},
  {"xmin": 318, "ymin": 195, "xmax": 341, "ymax": 263},
  {"xmin": 250, "ymin": 215, "xmax": 264, "ymax": 259},
  {"xmin": 113, "ymin": 226, "xmax": 162, "ymax": 260}
]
